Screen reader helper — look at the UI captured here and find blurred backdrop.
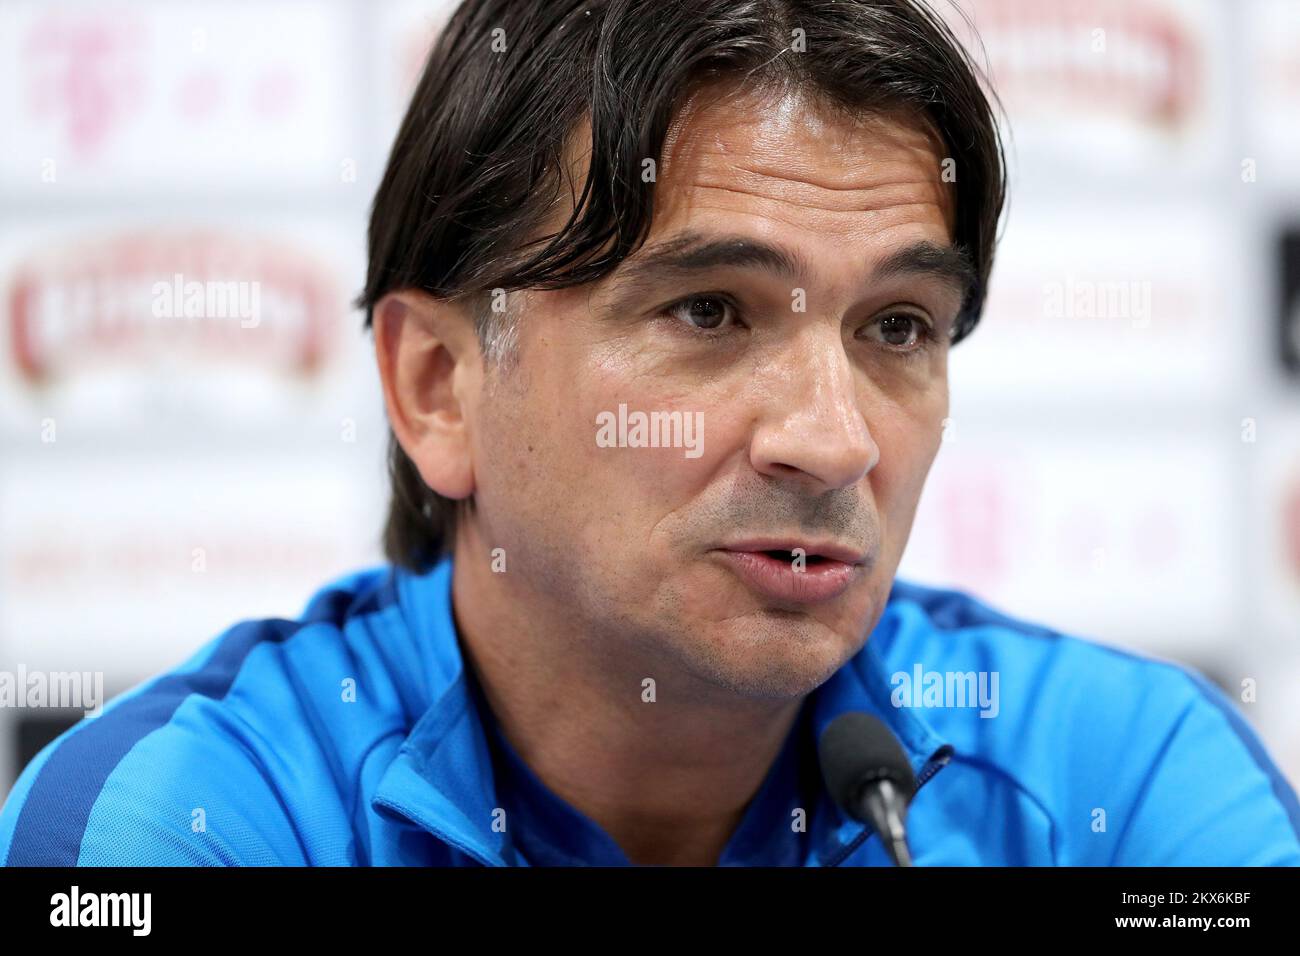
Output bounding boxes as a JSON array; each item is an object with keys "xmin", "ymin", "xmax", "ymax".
[{"xmin": 1, "ymin": 0, "xmax": 1298, "ymax": 801}]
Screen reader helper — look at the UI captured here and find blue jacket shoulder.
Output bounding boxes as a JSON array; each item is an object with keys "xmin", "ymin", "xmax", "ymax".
[
  {"xmin": 880, "ymin": 578, "xmax": 1300, "ymax": 865},
  {"xmin": 0, "ymin": 566, "xmax": 402, "ymax": 866}
]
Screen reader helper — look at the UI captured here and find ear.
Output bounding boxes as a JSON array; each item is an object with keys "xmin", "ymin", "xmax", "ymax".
[{"xmin": 372, "ymin": 290, "xmax": 481, "ymax": 501}]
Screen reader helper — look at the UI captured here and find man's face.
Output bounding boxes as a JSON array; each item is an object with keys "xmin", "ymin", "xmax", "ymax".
[{"xmin": 467, "ymin": 86, "xmax": 964, "ymax": 700}]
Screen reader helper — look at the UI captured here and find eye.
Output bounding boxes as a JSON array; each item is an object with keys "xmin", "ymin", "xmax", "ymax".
[
  {"xmin": 662, "ymin": 294, "xmax": 741, "ymax": 333},
  {"xmin": 860, "ymin": 312, "xmax": 935, "ymax": 352}
]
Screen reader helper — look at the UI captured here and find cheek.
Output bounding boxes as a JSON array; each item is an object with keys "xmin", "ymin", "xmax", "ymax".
[
  {"xmin": 473, "ymin": 359, "xmax": 710, "ymax": 544},
  {"xmin": 867, "ymin": 396, "xmax": 945, "ymax": 520},
  {"xmin": 493, "ymin": 407, "xmax": 590, "ymax": 506},
  {"xmin": 581, "ymin": 377, "xmax": 726, "ymax": 517}
]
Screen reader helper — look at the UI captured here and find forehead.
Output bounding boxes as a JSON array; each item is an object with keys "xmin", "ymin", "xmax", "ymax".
[
  {"xmin": 533, "ymin": 83, "xmax": 960, "ymax": 317},
  {"xmin": 652, "ymin": 83, "xmax": 956, "ymax": 245}
]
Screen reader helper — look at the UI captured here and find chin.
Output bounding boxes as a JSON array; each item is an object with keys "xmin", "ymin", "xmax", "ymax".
[{"xmin": 677, "ymin": 613, "xmax": 858, "ymax": 701}]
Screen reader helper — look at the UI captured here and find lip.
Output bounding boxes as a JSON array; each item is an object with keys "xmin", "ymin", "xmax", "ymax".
[
  {"xmin": 712, "ymin": 538, "xmax": 868, "ymax": 605},
  {"xmin": 720, "ymin": 538, "xmax": 869, "ymax": 566}
]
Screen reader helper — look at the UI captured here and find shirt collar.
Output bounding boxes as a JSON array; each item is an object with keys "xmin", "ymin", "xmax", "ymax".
[
  {"xmin": 805, "ymin": 609, "xmax": 955, "ymax": 860},
  {"xmin": 472, "ymin": 660, "xmax": 822, "ymax": 866},
  {"xmin": 371, "ymin": 555, "xmax": 953, "ymax": 866}
]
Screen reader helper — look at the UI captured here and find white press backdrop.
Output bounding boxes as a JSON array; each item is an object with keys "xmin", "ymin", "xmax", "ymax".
[{"xmin": 1, "ymin": 0, "xmax": 1297, "ymax": 801}]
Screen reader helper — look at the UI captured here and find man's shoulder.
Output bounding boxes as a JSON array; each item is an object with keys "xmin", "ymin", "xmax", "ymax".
[
  {"xmin": 0, "ymin": 564, "xmax": 413, "ymax": 866},
  {"xmin": 875, "ymin": 578, "xmax": 1300, "ymax": 864},
  {"xmin": 877, "ymin": 576, "xmax": 1253, "ymax": 753},
  {"xmin": 880, "ymin": 576, "xmax": 1208, "ymax": 718}
]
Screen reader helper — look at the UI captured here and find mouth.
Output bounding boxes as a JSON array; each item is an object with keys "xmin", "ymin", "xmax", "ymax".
[{"xmin": 711, "ymin": 539, "xmax": 868, "ymax": 605}]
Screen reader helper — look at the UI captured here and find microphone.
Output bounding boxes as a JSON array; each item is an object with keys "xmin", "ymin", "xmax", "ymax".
[{"xmin": 818, "ymin": 712, "xmax": 917, "ymax": 866}]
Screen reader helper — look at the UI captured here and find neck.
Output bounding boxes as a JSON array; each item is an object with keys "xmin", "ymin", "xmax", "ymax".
[{"xmin": 450, "ymin": 537, "xmax": 803, "ymax": 866}]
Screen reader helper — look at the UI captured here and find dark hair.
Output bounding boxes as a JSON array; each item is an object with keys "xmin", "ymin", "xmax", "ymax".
[{"xmin": 358, "ymin": 0, "xmax": 1007, "ymax": 573}]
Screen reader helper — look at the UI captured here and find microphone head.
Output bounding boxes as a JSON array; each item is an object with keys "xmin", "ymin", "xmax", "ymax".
[{"xmin": 818, "ymin": 711, "xmax": 916, "ymax": 819}]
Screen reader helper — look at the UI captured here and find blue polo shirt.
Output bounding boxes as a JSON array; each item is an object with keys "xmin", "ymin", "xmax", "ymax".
[
  {"xmin": 2, "ymin": 554, "xmax": 1298, "ymax": 866},
  {"xmin": 467, "ymin": 661, "xmax": 824, "ymax": 866}
]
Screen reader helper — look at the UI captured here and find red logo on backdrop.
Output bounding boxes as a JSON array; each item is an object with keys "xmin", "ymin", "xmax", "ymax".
[
  {"xmin": 950, "ymin": 0, "xmax": 1200, "ymax": 128},
  {"xmin": 24, "ymin": 12, "xmax": 147, "ymax": 158},
  {"xmin": 6, "ymin": 230, "xmax": 339, "ymax": 383},
  {"xmin": 939, "ymin": 469, "xmax": 1008, "ymax": 589}
]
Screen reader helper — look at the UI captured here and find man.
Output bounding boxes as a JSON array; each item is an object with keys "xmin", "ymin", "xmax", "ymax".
[{"xmin": 3, "ymin": 0, "xmax": 1297, "ymax": 867}]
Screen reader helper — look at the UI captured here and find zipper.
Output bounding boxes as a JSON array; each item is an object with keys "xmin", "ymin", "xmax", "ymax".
[{"xmin": 826, "ymin": 744, "xmax": 953, "ymax": 867}]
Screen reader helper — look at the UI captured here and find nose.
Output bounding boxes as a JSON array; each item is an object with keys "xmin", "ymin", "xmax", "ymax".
[{"xmin": 749, "ymin": 326, "xmax": 879, "ymax": 491}]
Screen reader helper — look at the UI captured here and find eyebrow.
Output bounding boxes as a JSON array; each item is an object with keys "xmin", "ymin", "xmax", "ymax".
[{"xmin": 607, "ymin": 231, "xmax": 976, "ymax": 307}]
